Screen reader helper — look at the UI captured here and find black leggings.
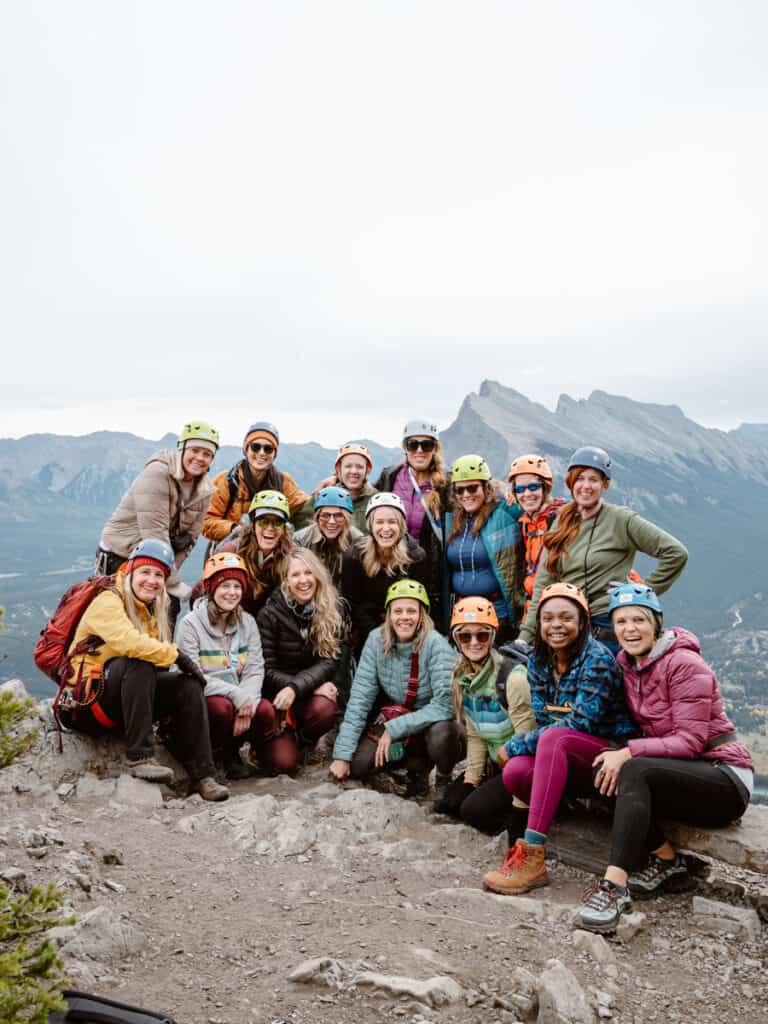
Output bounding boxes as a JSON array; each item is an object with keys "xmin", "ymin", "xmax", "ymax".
[
  {"xmin": 609, "ymin": 757, "xmax": 749, "ymax": 872},
  {"xmin": 459, "ymin": 774, "xmax": 528, "ymax": 837}
]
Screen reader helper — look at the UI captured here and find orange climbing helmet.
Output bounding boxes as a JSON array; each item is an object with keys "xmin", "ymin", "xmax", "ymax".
[
  {"xmin": 508, "ymin": 454, "xmax": 553, "ymax": 484},
  {"xmin": 335, "ymin": 442, "xmax": 373, "ymax": 473},
  {"xmin": 537, "ymin": 582, "xmax": 590, "ymax": 618},
  {"xmin": 202, "ymin": 552, "xmax": 248, "ymax": 594},
  {"xmin": 450, "ymin": 596, "xmax": 499, "ymax": 633}
]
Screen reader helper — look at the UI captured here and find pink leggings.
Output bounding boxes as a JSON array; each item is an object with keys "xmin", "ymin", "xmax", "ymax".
[{"xmin": 502, "ymin": 728, "xmax": 610, "ymax": 836}]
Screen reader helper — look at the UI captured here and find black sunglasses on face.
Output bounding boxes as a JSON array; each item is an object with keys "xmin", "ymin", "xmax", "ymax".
[
  {"xmin": 405, "ymin": 439, "xmax": 436, "ymax": 453},
  {"xmin": 249, "ymin": 442, "xmax": 276, "ymax": 455},
  {"xmin": 454, "ymin": 482, "xmax": 482, "ymax": 496}
]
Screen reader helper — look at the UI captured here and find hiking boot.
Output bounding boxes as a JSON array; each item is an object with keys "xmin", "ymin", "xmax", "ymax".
[
  {"xmin": 127, "ymin": 758, "xmax": 174, "ymax": 784},
  {"xmin": 223, "ymin": 756, "xmax": 254, "ymax": 781},
  {"xmin": 405, "ymin": 771, "xmax": 430, "ymax": 799},
  {"xmin": 194, "ymin": 776, "xmax": 230, "ymax": 802},
  {"xmin": 628, "ymin": 853, "xmax": 689, "ymax": 897},
  {"xmin": 575, "ymin": 879, "xmax": 632, "ymax": 934},
  {"xmin": 432, "ymin": 770, "xmax": 454, "ymax": 806},
  {"xmin": 482, "ymin": 839, "xmax": 548, "ymax": 895}
]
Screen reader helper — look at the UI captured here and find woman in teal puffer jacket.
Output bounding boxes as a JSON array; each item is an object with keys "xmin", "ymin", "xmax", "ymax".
[{"xmin": 329, "ymin": 579, "xmax": 463, "ymax": 798}]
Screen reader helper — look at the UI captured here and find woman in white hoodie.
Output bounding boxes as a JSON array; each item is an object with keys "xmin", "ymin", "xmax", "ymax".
[{"xmin": 177, "ymin": 552, "xmax": 276, "ymax": 779}]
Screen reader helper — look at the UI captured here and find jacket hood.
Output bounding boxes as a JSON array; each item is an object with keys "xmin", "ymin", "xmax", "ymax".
[
  {"xmin": 618, "ymin": 626, "xmax": 701, "ymax": 671},
  {"xmin": 188, "ymin": 597, "xmax": 239, "ymax": 640}
]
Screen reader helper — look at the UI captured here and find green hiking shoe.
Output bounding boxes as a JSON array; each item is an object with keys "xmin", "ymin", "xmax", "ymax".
[
  {"xmin": 575, "ymin": 879, "xmax": 632, "ymax": 934},
  {"xmin": 628, "ymin": 854, "xmax": 689, "ymax": 897}
]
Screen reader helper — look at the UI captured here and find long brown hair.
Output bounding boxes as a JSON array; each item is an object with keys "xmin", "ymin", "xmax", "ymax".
[
  {"xmin": 447, "ymin": 481, "xmax": 499, "ymax": 543},
  {"xmin": 238, "ymin": 522, "xmax": 293, "ymax": 603},
  {"xmin": 543, "ymin": 468, "xmax": 609, "ymax": 574},
  {"xmin": 404, "ymin": 443, "xmax": 447, "ymax": 518}
]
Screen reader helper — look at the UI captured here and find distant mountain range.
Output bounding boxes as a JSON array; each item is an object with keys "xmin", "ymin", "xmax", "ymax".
[{"xmin": 2, "ymin": 381, "xmax": 767, "ymax": 709}]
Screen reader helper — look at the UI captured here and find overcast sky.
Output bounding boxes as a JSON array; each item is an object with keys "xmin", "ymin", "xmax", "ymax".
[{"xmin": 2, "ymin": 2, "xmax": 766, "ymax": 448}]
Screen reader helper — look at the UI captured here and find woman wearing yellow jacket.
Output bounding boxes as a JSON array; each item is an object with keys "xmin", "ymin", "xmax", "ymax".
[{"xmin": 60, "ymin": 539, "xmax": 228, "ymax": 801}]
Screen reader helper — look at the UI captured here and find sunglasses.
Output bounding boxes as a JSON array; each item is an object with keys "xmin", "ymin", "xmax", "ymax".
[
  {"xmin": 254, "ymin": 516, "xmax": 284, "ymax": 529},
  {"xmin": 455, "ymin": 628, "xmax": 494, "ymax": 644},
  {"xmin": 405, "ymin": 439, "xmax": 436, "ymax": 453},
  {"xmin": 454, "ymin": 482, "xmax": 482, "ymax": 497},
  {"xmin": 514, "ymin": 482, "xmax": 544, "ymax": 495},
  {"xmin": 248, "ymin": 442, "xmax": 276, "ymax": 455},
  {"xmin": 318, "ymin": 511, "xmax": 345, "ymax": 522}
]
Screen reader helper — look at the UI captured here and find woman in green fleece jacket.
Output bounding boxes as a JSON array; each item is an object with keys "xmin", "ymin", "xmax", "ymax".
[
  {"xmin": 518, "ymin": 447, "xmax": 688, "ymax": 652},
  {"xmin": 329, "ymin": 579, "xmax": 463, "ymax": 798}
]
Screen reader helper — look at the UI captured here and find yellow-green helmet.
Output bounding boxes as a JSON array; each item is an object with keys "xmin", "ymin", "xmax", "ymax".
[
  {"xmin": 451, "ymin": 454, "xmax": 491, "ymax": 484},
  {"xmin": 178, "ymin": 421, "xmax": 220, "ymax": 451},
  {"xmin": 248, "ymin": 490, "xmax": 291, "ymax": 522},
  {"xmin": 385, "ymin": 578, "xmax": 431, "ymax": 611}
]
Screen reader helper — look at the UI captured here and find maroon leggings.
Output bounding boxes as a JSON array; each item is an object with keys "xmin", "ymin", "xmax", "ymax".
[
  {"xmin": 502, "ymin": 728, "xmax": 610, "ymax": 836},
  {"xmin": 206, "ymin": 696, "xmax": 278, "ymax": 760},
  {"xmin": 260, "ymin": 694, "xmax": 338, "ymax": 776}
]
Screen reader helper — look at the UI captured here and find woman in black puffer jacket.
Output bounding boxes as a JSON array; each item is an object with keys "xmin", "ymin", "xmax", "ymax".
[{"xmin": 257, "ymin": 548, "xmax": 343, "ymax": 774}]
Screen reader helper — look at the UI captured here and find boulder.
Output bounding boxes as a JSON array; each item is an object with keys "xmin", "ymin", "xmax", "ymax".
[
  {"xmin": 48, "ymin": 905, "xmax": 145, "ymax": 961},
  {"xmin": 353, "ymin": 970, "xmax": 463, "ymax": 1008},
  {"xmin": 113, "ymin": 774, "xmax": 164, "ymax": 808},
  {"xmin": 572, "ymin": 930, "xmax": 615, "ymax": 963},
  {"xmin": 536, "ymin": 959, "xmax": 595, "ymax": 1024},
  {"xmin": 692, "ymin": 896, "xmax": 762, "ymax": 941}
]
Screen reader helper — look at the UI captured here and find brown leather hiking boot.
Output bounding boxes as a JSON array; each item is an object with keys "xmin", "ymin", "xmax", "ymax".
[
  {"xmin": 482, "ymin": 839, "xmax": 549, "ymax": 895},
  {"xmin": 194, "ymin": 776, "xmax": 230, "ymax": 802}
]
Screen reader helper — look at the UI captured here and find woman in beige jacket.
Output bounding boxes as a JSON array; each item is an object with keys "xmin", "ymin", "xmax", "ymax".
[{"xmin": 96, "ymin": 421, "xmax": 219, "ymax": 608}]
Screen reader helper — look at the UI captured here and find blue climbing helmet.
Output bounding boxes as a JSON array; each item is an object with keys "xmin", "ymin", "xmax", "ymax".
[
  {"xmin": 567, "ymin": 446, "xmax": 612, "ymax": 480},
  {"xmin": 125, "ymin": 538, "xmax": 175, "ymax": 577},
  {"xmin": 608, "ymin": 583, "xmax": 662, "ymax": 617},
  {"xmin": 314, "ymin": 486, "xmax": 354, "ymax": 514}
]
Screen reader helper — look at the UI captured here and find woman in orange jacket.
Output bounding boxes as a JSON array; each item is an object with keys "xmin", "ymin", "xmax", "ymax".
[{"xmin": 508, "ymin": 455, "xmax": 566, "ymax": 617}]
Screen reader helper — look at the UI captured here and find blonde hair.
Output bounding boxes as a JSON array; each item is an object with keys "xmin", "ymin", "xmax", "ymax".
[
  {"xmin": 403, "ymin": 442, "xmax": 447, "ymax": 518},
  {"xmin": 450, "ymin": 645, "xmax": 496, "ymax": 720},
  {"xmin": 361, "ymin": 509, "xmax": 411, "ymax": 578},
  {"xmin": 280, "ymin": 548, "xmax": 342, "ymax": 660},
  {"xmin": 447, "ymin": 480, "xmax": 500, "ymax": 543},
  {"xmin": 307, "ymin": 510, "xmax": 356, "ymax": 579},
  {"xmin": 380, "ymin": 603, "xmax": 435, "ymax": 656},
  {"xmin": 123, "ymin": 571, "xmax": 172, "ymax": 643},
  {"xmin": 238, "ymin": 521, "xmax": 293, "ymax": 603}
]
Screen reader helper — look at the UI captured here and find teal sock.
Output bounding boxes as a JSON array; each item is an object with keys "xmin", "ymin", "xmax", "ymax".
[{"xmin": 523, "ymin": 828, "xmax": 547, "ymax": 846}]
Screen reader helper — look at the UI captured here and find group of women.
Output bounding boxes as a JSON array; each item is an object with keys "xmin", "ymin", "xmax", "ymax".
[{"xmin": 55, "ymin": 414, "xmax": 754, "ymax": 934}]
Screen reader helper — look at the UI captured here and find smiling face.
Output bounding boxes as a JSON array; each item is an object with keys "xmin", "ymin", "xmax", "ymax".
[
  {"xmin": 454, "ymin": 479, "xmax": 485, "ymax": 515},
  {"xmin": 181, "ymin": 444, "xmax": 215, "ymax": 480},
  {"xmin": 253, "ymin": 515, "xmax": 284, "ymax": 553},
  {"xmin": 316, "ymin": 508, "xmax": 346, "ymax": 540},
  {"xmin": 454, "ymin": 626, "xmax": 494, "ymax": 664},
  {"xmin": 404, "ymin": 436, "xmax": 436, "ymax": 474},
  {"xmin": 613, "ymin": 607, "xmax": 656, "ymax": 658},
  {"xmin": 286, "ymin": 557, "xmax": 318, "ymax": 605},
  {"xmin": 538, "ymin": 596, "xmax": 581, "ymax": 651},
  {"xmin": 212, "ymin": 578, "xmax": 243, "ymax": 611},
  {"xmin": 389, "ymin": 598, "xmax": 421, "ymax": 642},
  {"xmin": 131, "ymin": 564, "xmax": 167, "ymax": 604},
  {"xmin": 370, "ymin": 508, "xmax": 402, "ymax": 550},
  {"xmin": 571, "ymin": 467, "xmax": 609, "ymax": 517},
  {"xmin": 337, "ymin": 455, "xmax": 368, "ymax": 495},
  {"xmin": 245, "ymin": 439, "xmax": 277, "ymax": 475},
  {"xmin": 512, "ymin": 473, "xmax": 545, "ymax": 515}
]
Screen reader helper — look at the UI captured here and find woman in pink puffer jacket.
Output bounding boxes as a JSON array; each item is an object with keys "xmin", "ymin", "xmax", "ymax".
[{"xmin": 574, "ymin": 583, "xmax": 753, "ymax": 935}]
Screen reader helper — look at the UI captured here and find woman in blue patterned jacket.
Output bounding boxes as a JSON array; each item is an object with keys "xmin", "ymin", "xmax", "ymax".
[{"xmin": 482, "ymin": 582, "xmax": 636, "ymax": 895}]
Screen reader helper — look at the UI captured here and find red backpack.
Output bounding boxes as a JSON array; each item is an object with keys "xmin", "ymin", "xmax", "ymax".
[{"xmin": 34, "ymin": 575, "xmax": 120, "ymax": 685}]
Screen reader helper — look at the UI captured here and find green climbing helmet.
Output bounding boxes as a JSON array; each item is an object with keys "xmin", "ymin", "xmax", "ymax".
[
  {"xmin": 177, "ymin": 421, "xmax": 220, "ymax": 451},
  {"xmin": 450, "ymin": 454, "xmax": 491, "ymax": 484},
  {"xmin": 385, "ymin": 578, "xmax": 431, "ymax": 611},
  {"xmin": 248, "ymin": 490, "xmax": 291, "ymax": 522}
]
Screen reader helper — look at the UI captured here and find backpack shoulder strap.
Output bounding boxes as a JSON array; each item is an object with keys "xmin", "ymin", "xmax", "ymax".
[{"xmin": 495, "ymin": 657, "xmax": 514, "ymax": 709}]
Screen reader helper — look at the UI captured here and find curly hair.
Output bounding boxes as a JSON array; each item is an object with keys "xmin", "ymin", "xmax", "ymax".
[
  {"xmin": 281, "ymin": 548, "xmax": 343, "ymax": 660},
  {"xmin": 238, "ymin": 521, "xmax": 293, "ymax": 604},
  {"xmin": 447, "ymin": 480, "xmax": 501, "ymax": 543}
]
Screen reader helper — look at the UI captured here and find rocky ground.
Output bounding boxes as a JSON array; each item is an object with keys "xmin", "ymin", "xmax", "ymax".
[{"xmin": 1, "ymin": 681, "xmax": 766, "ymax": 1024}]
